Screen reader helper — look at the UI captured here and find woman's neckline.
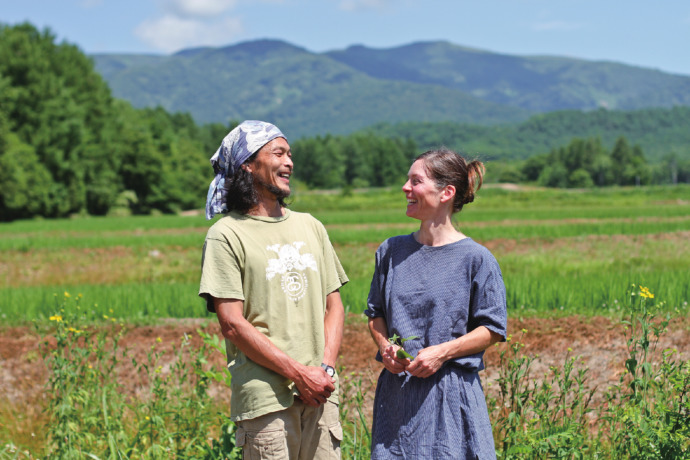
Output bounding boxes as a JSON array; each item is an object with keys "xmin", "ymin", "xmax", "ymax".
[{"xmin": 410, "ymin": 232, "xmax": 470, "ymax": 249}]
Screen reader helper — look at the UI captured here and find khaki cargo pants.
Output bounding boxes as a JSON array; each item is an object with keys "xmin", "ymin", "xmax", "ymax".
[{"xmin": 236, "ymin": 400, "xmax": 342, "ymax": 460}]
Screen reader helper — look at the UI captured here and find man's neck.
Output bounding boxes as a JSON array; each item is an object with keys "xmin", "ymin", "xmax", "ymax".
[{"xmin": 248, "ymin": 198, "xmax": 285, "ymax": 217}]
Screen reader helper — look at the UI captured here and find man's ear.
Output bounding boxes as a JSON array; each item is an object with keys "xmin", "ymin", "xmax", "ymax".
[
  {"xmin": 440, "ymin": 184, "xmax": 456, "ymax": 204},
  {"xmin": 241, "ymin": 163, "xmax": 252, "ymax": 173}
]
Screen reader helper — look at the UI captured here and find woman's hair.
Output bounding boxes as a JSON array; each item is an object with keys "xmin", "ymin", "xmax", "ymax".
[
  {"xmin": 415, "ymin": 147, "xmax": 485, "ymax": 213},
  {"xmin": 223, "ymin": 152, "xmax": 288, "ymax": 214}
]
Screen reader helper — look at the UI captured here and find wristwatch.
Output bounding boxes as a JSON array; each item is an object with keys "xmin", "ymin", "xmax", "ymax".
[{"xmin": 321, "ymin": 363, "xmax": 336, "ymax": 377}]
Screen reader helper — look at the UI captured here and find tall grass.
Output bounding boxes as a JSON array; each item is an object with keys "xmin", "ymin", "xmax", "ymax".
[
  {"xmin": 490, "ymin": 285, "xmax": 690, "ymax": 458},
  {"xmin": 1, "ymin": 185, "xmax": 689, "ymax": 321},
  {"xmin": 0, "ymin": 284, "xmax": 202, "ymax": 322}
]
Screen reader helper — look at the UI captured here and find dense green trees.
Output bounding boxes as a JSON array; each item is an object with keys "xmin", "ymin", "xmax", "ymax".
[
  {"xmin": 0, "ymin": 23, "xmax": 419, "ymax": 221},
  {"xmin": 1, "ymin": 22, "xmax": 689, "ymax": 221},
  {"xmin": 0, "ymin": 23, "xmax": 116, "ymax": 218},
  {"xmin": 0, "ymin": 23, "xmax": 232, "ymax": 220},
  {"xmin": 518, "ymin": 136, "xmax": 651, "ymax": 188},
  {"xmin": 292, "ymin": 134, "xmax": 416, "ymax": 189},
  {"xmin": 372, "ymin": 107, "xmax": 690, "ymax": 163}
]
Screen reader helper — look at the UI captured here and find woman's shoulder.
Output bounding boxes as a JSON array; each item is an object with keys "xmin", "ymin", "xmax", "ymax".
[
  {"xmin": 377, "ymin": 233, "xmax": 415, "ymax": 252},
  {"xmin": 460, "ymin": 238, "xmax": 501, "ymax": 268}
]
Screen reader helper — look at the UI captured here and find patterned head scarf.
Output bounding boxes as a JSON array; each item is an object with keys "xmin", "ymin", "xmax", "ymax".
[{"xmin": 205, "ymin": 120, "xmax": 286, "ymax": 219}]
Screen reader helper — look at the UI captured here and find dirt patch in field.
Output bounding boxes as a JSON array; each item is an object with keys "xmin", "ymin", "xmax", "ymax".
[
  {"xmin": 481, "ymin": 230, "xmax": 690, "ymax": 256},
  {"xmin": 2, "ymin": 315, "xmax": 689, "ymax": 425}
]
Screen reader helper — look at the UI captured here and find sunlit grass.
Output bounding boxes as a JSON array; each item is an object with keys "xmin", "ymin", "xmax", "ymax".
[{"xmin": 1, "ymin": 184, "xmax": 689, "ymax": 321}]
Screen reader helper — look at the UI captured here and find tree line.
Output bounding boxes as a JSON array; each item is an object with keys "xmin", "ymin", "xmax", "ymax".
[
  {"xmin": 0, "ymin": 23, "xmax": 418, "ymax": 221},
  {"xmin": 1, "ymin": 23, "xmax": 688, "ymax": 222}
]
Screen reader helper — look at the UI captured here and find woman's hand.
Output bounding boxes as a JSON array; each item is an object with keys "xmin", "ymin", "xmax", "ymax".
[
  {"xmin": 405, "ymin": 344, "xmax": 447, "ymax": 378},
  {"xmin": 381, "ymin": 344, "xmax": 410, "ymax": 374}
]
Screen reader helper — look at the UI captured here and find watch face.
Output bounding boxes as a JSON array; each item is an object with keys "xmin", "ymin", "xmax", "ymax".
[{"xmin": 326, "ymin": 367, "xmax": 335, "ymax": 377}]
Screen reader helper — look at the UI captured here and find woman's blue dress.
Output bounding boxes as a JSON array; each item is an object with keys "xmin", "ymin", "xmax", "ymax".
[{"xmin": 364, "ymin": 235, "xmax": 507, "ymax": 459}]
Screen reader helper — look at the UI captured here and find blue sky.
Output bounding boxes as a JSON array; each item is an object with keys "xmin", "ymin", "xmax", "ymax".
[{"xmin": 3, "ymin": 0, "xmax": 690, "ymax": 76}]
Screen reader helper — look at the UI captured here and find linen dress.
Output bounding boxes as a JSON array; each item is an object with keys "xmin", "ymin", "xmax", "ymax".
[{"xmin": 364, "ymin": 235, "xmax": 507, "ymax": 459}]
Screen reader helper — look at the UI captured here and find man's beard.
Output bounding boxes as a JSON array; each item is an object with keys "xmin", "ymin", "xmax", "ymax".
[{"xmin": 256, "ymin": 178, "xmax": 291, "ymax": 200}]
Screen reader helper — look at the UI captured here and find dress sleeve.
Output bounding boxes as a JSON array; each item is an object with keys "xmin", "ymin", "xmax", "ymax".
[
  {"xmin": 364, "ymin": 244, "xmax": 386, "ymax": 319},
  {"xmin": 469, "ymin": 252, "xmax": 508, "ymax": 341}
]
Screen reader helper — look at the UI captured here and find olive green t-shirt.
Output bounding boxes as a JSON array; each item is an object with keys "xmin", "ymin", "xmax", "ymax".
[{"xmin": 199, "ymin": 209, "xmax": 348, "ymax": 421}]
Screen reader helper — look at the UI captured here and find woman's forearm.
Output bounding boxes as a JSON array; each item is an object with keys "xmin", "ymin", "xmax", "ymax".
[{"xmin": 437, "ymin": 326, "xmax": 503, "ymax": 361}]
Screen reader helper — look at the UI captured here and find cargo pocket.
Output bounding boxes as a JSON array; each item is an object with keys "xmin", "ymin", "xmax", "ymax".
[
  {"xmin": 236, "ymin": 426, "xmax": 246, "ymax": 448},
  {"xmin": 237, "ymin": 426, "xmax": 288, "ymax": 460},
  {"xmin": 328, "ymin": 422, "xmax": 343, "ymax": 458}
]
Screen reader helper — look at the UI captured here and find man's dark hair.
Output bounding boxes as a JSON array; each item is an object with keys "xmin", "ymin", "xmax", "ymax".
[{"xmin": 223, "ymin": 153, "xmax": 289, "ymax": 215}]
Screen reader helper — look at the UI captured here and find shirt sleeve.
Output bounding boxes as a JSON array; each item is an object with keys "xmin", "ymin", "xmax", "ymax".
[
  {"xmin": 198, "ymin": 229, "xmax": 245, "ymax": 313},
  {"xmin": 317, "ymin": 220, "xmax": 349, "ymax": 295}
]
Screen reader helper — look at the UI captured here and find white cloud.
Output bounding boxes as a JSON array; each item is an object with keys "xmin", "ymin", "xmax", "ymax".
[
  {"xmin": 162, "ymin": 0, "xmax": 238, "ymax": 18},
  {"xmin": 136, "ymin": 0, "xmax": 289, "ymax": 52},
  {"xmin": 135, "ymin": 14, "xmax": 243, "ymax": 53}
]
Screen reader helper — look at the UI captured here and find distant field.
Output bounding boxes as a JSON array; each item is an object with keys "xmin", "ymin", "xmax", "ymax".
[{"xmin": 1, "ymin": 184, "xmax": 689, "ymax": 322}]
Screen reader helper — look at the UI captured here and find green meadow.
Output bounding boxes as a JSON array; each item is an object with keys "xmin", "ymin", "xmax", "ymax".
[{"xmin": 1, "ymin": 184, "xmax": 689, "ymax": 322}]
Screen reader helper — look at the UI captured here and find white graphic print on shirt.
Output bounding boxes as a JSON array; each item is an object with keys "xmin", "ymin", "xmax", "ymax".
[{"xmin": 265, "ymin": 242, "xmax": 318, "ymax": 301}]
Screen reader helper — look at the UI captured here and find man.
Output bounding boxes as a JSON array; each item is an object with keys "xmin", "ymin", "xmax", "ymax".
[{"xmin": 199, "ymin": 120, "xmax": 348, "ymax": 459}]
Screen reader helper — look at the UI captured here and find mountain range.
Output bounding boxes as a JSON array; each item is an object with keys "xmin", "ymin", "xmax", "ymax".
[{"xmin": 92, "ymin": 40, "xmax": 690, "ymax": 138}]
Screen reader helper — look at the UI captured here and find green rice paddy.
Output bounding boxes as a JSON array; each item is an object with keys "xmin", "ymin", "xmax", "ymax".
[{"xmin": 1, "ymin": 184, "xmax": 689, "ymax": 321}]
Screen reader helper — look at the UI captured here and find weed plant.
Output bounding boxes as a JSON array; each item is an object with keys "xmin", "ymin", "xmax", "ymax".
[
  {"xmin": 601, "ymin": 285, "xmax": 690, "ymax": 459},
  {"xmin": 16, "ymin": 293, "xmax": 242, "ymax": 459},
  {"xmin": 3, "ymin": 286, "xmax": 688, "ymax": 458},
  {"xmin": 339, "ymin": 371, "xmax": 373, "ymax": 459},
  {"xmin": 490, "ymin": 285, "xmax": 690, "ymax": 459}
]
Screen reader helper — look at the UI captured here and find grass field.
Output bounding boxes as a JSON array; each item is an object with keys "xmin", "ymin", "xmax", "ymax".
[
  {"xmin": 2, "ymin": 184, "xmax": 690, "ymax": 459},
  {"xmin": 1, "ymin": 184, "xmax": 689, "ymax": 322}
]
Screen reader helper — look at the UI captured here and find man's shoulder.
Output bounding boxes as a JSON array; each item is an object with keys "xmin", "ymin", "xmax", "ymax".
[
  {"xmin": 287, "ymin": 210, "xmax": 324, "ymax": 228},
  {"xmin": 206, "ymin": 213, "xmax": 247, "ymax": 238}
]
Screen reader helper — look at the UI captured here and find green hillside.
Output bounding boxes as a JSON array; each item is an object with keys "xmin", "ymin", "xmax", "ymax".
[
  {"xmin": 367, "ymin": 106, "xmax": 690, "ymax": 162},
  {"xmin": 93, "ymin": 39, "xmax": 690, "ymax": 138},
  {"xmin": 327, "ymin": 41, "xmax": 690, "ymax": 112},
  {"xmin": 93, "ymin": 40, "xmax": 528, "ymax": 138}
]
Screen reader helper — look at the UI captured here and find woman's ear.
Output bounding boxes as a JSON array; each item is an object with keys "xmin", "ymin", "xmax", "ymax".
[{"xmin": 439, "ymin": 184, "xmax": 456, "ymax": 204}]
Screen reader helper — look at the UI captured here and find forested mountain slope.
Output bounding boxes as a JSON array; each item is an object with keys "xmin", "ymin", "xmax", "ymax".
[
  {"xmin": 93, "ymin": 39, "xmax": 690, "ymax": 138},
  {"xmin": 93, "ymin": 40, "xmax": 528, "ymax": 138},
  {"xmin": 327, "ymin": 41, "xmax": 690, "ymax": 112}
]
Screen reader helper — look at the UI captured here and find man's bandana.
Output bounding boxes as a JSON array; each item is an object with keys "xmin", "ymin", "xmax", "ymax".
[{"xmin": 205, "ymin": 120, "xmax": 286, "ymax": 219}]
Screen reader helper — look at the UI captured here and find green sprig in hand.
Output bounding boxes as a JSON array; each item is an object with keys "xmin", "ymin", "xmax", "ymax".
[{"xmin": 389, "ymin": 333, "xmax": 418, "ymax": 360}]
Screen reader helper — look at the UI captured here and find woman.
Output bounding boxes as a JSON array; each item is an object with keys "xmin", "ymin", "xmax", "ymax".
[{"xmin": 365, "ymin": 148, "xmax": 507, "ymax": 459}]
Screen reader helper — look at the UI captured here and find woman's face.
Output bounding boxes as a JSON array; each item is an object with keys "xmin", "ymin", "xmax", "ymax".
[{"xmin": 402, "ymin": 159, "xmax": 447, "ymax": 221}]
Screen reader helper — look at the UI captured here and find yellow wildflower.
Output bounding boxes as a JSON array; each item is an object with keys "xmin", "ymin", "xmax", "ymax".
[
  {"xmin": 156, "ymin": 337, "xmax": 162, "ymax": 343},
  {"xmin": 49, "ymin": 315, "xmax": 63, "ymax": 322},
  {"xmin": 639, "ymin": 286, "xmax": 654, "ymax": 299},
  {"xmin": 67, "ymin": 327, "xmax": 82, "ymax": 333},
  {"xmin": 64, "ymin": 291, "xmax": 71, "ymax": 298}
]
